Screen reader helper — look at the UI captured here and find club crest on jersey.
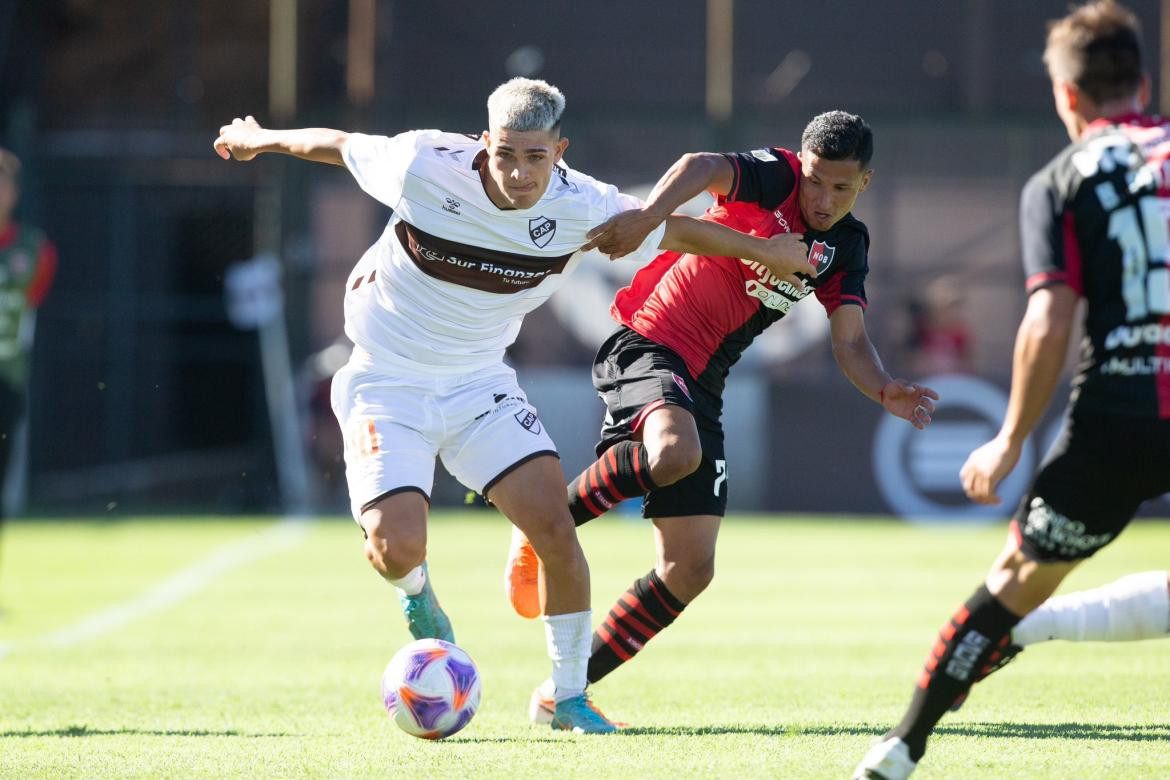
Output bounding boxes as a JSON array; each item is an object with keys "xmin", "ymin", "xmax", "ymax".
[
  {"xmin": 514, "ymin": 409, "xmax": 542, "ymax": 435},
  {"xmin": 529, "ymin": 216, "xmax": 556, "ymax": 248},
  {"xmin": 808, "ymin": 240, "xmax": 835, "ymax": 276}
]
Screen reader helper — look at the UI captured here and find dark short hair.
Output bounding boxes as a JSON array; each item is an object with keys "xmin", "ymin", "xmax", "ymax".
[
  {"xmin": 801, "ymin": 111, "xmax": 873, "ymax": 167},
  {"xmin": 1044, "ymin": 0, "xmax": 1142, "ymax": 103}
]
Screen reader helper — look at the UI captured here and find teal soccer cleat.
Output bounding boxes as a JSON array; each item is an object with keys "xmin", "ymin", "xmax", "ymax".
[
  {"xmin": 398, "ymin": 563, "xmax": 455, "ymax": 643},
  {"xmin": 549, "ymin": 692, "xmax": 619, "ymax": 734}
]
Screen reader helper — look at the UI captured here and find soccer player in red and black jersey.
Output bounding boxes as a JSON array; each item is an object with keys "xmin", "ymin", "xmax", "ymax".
[
  {"xmin": 0, "ymin": 148, "xmax": 56, "ymax": 593},
  {"xmin": 504, "ymin": 110, "xmax": 940, "ymax": 724},
  {"xmin": 855, "ymin": 3, "xmax": 1170, "ymax": 778}
]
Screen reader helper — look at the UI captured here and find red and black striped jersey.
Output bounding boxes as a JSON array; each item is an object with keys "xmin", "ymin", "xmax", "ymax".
[
  {"xmin": 611, "ymin": 146, "xmax": 869, "ymax": 395},
  {"xmin": 0, "ymin": 222, "xmax": 56, "ymax": 388},
  {"xmin": 1021, "ymin": 112, "xmax": 1170, "ymax": 419}
]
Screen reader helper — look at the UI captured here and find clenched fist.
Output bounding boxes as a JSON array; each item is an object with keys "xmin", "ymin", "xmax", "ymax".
[{"xmin": 214, "ymin": 116, "xmax": 266, "ymax": 162}]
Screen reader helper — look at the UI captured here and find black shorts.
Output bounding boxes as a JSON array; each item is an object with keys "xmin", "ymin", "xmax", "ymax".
[
  {"xmin": 1012, "ymin": 411, "xmax": 1170, "ymax": 562},
  {"xmin": 592, "ymin": 326, "xmax": 727, "ymax": 518}
]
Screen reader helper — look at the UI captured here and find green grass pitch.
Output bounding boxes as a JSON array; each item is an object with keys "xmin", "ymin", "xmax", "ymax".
[{"xmin": 1, "ymin": 512, "xmax": 1167, "ymax": 778}]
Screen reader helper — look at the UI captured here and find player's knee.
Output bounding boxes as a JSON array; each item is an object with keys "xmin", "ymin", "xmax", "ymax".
[
  {"xmin": 649, "ymin": 439, "xmax": 702, "ymax": 486},
  {"xmin": 523, "ymin": 513, "xmax": 579, "ymax": 561},
  {"xmin": 363, "ymin": 519, "xmax": 426, "ymax": 577}
]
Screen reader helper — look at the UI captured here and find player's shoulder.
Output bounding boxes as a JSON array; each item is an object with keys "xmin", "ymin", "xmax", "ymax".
[
  {"xmin": 827, "ymin": 213, "xmax": 870, "ymax": 249},
  {"xmin": 538, "ymin": 159, "xmax": 624, "ymax": 217},
  {"xmin": 549, "ymin": 159, "xmax": 611, "ymax": 199},
  {"xmin": 403, "ymin": 129, "xmax": 485, "ymax": 164},
  {"xmin": 1024, "ymin": 140, "xmax": 1088, "ymax": 209}
]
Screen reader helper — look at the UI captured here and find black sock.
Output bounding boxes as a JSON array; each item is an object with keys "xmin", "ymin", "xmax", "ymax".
[
  {"xmin": 889, "ymin": 585, "xmax": 1021, "ymax": 761},
  {"xmin": 567, "ymin": 440, "xmax": 656, "ymax": 526},
  {"xmin": 586, "ymin": 569, "xmax": 685, "ymax": 684}
]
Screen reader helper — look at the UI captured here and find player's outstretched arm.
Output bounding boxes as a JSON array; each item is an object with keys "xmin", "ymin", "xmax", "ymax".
[
  {"xmin": 213, "ymin": 116, "xmax": 348, "ymax": 166},
  {"xmin": 960, "ymin": 284, "xmax": 1077, "ymax": 504},
  {"xmin": 583, "ymin": 153, "xmax": 735, "ymax": 259},
  {"xmin": 829, "ymin": 305, "xmax": 938, "ymax": 429},
  {"xmin": 658, "ymin": 215, "xmax": 809, "ymax": 293}
]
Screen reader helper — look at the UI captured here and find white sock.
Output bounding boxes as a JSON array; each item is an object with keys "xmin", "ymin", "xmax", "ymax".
[
  {"xmin": 1012, "ymin": 570, "xmax": 1170, "ymax": 646},
  {"xmin": 542, "ymin": 610, "xmax": 591, "ymax": 702},
  {"xmin": 390, "ymin": 565, "xmax": 426, "ymax": 596}
]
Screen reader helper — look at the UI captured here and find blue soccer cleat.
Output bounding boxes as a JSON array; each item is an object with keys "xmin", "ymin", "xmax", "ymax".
[
  {"xmin": 398, "ymin": 563, "xmax": 455, "ymax": 643},
  {"xmin": 549, "ymin": 692, "xmax": 619, "ymax": 734}
]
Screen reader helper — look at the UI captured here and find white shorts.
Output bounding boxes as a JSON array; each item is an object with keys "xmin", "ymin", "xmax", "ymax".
[{"xmin": 330, "ymin": 355, "xmax": 558, "ymax": 520}]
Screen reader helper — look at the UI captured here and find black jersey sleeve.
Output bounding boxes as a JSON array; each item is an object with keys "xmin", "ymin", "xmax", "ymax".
[
  {"xmin": 721, "ymin": 148, "xmax": 797, "ymax": 210},
  {"xmin": 1020, "ymin": 169, "xmax": 1074, "ymax": 294},
  {"xmin": 814, "ymin": 224, "xmax": 869, "ymax": 316}
]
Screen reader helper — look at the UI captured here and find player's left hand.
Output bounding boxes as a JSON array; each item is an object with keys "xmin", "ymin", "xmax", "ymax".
[
  {"xmin": 880, "ymin": 379, "xmax": 939, "ymax": 430},
  {"xmin": 582, "ymin": 209, "xmax": 663, "ymax": 259},
  {"xmin": 960, "ymin": 436, "xmax": 1022, "ymax": 505}
]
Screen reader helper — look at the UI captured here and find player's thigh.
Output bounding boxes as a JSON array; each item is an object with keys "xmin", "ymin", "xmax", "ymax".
[
  {"xmin": 1011, "ymin": 413, "xmax": 1149, "ymax": 563},
  {"xmin": 439, "ymin": 367, "xmax": 559, "ymax": 500},
  {"xmin": 642, "ymin": 426, "xmax": 728, "ymax": 520},
  {"xmin": 593, "ymin": 328, "xmax": 698, "ymax": 455},
  {"xmin": 333, "ymin": 365, "xmax": 440, "ymax": 522},
  {"xmin": 652, "ymin": 514, "xmax": 721, "ymax": 569}
]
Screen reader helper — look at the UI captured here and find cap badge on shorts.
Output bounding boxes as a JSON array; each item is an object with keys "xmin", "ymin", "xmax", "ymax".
[
  {"xmin": 514, "ymin": 409, "xmax": 542, "ymax": 435},
  {"xmin": 529, "ymin": 216, "xmax": 556, "ymax": 248}
]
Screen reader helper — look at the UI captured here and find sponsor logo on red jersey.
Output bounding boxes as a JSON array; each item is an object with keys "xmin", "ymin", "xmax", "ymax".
[{"xmin": 809, "ymin": 240, "xmax": 835, "ymax": 276}]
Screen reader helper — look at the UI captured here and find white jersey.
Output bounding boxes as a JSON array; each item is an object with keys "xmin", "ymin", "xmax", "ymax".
[{"xmin": 340, "ymin": 130, "xmax": 666, "ymax": 375}]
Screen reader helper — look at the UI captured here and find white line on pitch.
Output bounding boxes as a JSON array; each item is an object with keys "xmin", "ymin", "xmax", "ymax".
[{"xmin": 0, "ymin": 516, "xmax": 314, "ymax": 658}]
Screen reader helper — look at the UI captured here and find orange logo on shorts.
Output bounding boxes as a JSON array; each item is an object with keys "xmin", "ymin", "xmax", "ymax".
[{"xmin": 348, "ymin": 419, "xmax": 381, "ymax": 459}]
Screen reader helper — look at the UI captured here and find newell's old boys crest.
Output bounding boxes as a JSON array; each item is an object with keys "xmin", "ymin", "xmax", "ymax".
[
  {"xmin": 808, "ymin": 240, "xmax": 835, "ymax": 276},
  {"xmin": 515, "ymin": 409, "xmax": 542, "ymax": 435},
  {"xmin": 529, "ymin": 216, "xmax": 556, "ymax": 248}
]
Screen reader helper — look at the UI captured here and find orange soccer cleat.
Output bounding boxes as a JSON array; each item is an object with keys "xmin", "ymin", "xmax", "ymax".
[{"xmin": 505, "ymin": 525, "xmax": 542, "ymax": 619}]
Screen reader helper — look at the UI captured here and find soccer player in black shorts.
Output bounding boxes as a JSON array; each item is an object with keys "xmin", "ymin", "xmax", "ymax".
[
  {"xmin": 504, "ymin": 110, "xmax": 940, "ymax": 724},
  {"xmin": 855, "ymin": 3, "xmax": 1170, "ymax": 778}
]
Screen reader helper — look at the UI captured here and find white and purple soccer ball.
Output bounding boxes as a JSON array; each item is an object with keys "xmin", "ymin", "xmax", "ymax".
[{"xmin": 381, "ymin": 638, "xmax": 482, "ymax": 739}]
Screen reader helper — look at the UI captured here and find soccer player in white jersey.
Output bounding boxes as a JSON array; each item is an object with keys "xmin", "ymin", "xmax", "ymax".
[{"xmin": 213, "ymin": 78, "xmax": 812, "ymax": 733}]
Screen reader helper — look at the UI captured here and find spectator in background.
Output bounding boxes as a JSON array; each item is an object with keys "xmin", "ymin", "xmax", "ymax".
[
  {"xmin": 300, "ymin": 336, "xmax": 352, "ymax": 510},
  {"xmin": 0, "ymin": 148, "xmax": 57, "ymax": 587},
  {"xmin": 909, "ymin": 275, "xmax": 973, "ymax": 375}
]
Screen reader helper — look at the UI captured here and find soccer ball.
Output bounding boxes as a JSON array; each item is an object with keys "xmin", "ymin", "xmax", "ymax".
[{"xmin": 381, "ymin": 638, "xmax": 482, "ymax": 739}]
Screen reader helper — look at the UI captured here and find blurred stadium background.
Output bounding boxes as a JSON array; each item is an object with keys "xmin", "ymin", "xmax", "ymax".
[{"xmin": 2, "ymin": 0, "xmax": 1168, "ymax": 520}]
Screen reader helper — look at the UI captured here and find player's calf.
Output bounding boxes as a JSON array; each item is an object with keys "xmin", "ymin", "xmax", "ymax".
[
  {"xmin": 587, "ymin": 568, "xmax": 687, "ymax": 684},
  {"xmin": 657, "ymin": 551, "xmax": 715, "ymax": 604}
]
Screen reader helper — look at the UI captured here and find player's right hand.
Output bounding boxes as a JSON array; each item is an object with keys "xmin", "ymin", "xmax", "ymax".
[
  {"xmin": 582, "ymin": 208, "xmax": 663, "ymax": 259},
  {"xmin": 214, "ymin": 116, "xmax": 265, "ymax": 161},
  {"xmin": 960, "ymin": 435, "xmax": 1022, "ymax": 505},
  {"xmin": 755, "ymin": 232, "xmax": 810, "ymax": 294}
]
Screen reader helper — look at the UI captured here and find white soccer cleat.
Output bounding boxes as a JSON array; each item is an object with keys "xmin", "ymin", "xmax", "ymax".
[
  {"xmin": 528, "ymin": 678, "xmax": 556, "ymax": 725},
  {"xmin": 852, "ymin": 737, "xmax": 916, "ymax": 780}
]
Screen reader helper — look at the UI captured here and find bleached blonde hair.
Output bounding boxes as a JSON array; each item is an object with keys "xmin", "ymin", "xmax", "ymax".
[{"xmin": 486, "ymin": 78, "xmax": 565, "ymax": 133}]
